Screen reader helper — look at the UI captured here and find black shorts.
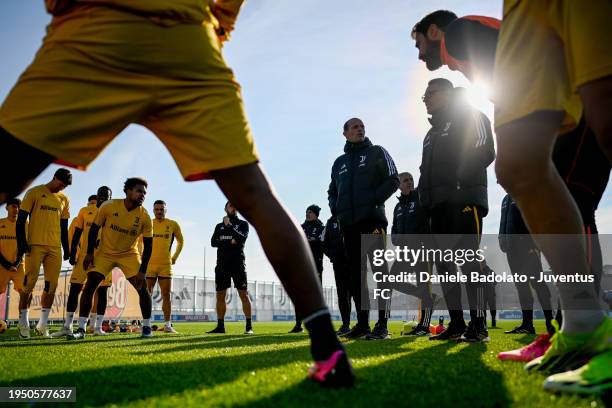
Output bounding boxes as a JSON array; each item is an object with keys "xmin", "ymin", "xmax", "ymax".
[{"xmin": 215, "ymin": 264, "xmax": 247, "ymax": 292}]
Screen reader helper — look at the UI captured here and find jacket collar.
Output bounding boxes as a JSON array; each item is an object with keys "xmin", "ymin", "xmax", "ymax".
[{"xmin": 344, "ymin": 137, "xmax": 373, "ymax": 153}]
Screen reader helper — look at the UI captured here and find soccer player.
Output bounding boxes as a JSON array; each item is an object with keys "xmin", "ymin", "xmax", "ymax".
[
  {"xmin": 418, "ymin": 81, "xmax": 495, "ymax": 343},
  {"xmin": 51, "ymin": 186, "xmax": 113, "ymax": 337},
  {"xmin": 0, "ymin": 1, "xmax": 353, "ymax": 386},
  {"xmin": 390, "ymin": 172, "xmax": 435, "ymax": 336},
  {"xmin": 328, "ymin": 118, "xmax": 399, "ymax": 340},
  {"xmin": 322, "ymin": 214, "xmax": 351, "ymax": 336},
  {"xmin": 290, "ymin": 205, "xmax": 325, "ymax": 333},
  {"xmin": 413, "ymin": 5, "xmax": 611, "ymax": 393},
  {"xmin": 209, "ymin": 202, "xmax": 252, "ymax": 335},
  {"xmin": 68, "ymin": 178, "xmax": 153, "ymax": 340},
  {"xmin": 16, "ymin": 168, "xmax": 71, "ymax": 339},
  {"xmin": 146, "ymin": 200, "xmax": 184, "ymax": 334},
  {"xmin": 0, "ymin": 199, "xmax": 26, "ymax": 307}
]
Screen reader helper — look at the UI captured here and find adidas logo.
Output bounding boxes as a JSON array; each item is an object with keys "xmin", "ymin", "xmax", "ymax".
[
  {"xmin": 113, "ymin": 213, "xmax": 119, "ymax": 217},
  {"xmin": 462, "ymin": 206, "xmax": 472, "ymax": 213}
]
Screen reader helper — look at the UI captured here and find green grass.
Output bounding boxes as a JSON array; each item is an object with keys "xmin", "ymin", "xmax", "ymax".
[{"xmin": 0, "ymin": 321, "xmax": 606, "ymax": 407}]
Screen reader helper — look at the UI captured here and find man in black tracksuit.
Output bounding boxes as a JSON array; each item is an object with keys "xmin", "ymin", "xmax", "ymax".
[
  {"xmin": 390, "ymin": 171, "xmax": 435, "ymax": 336},
  {"xmin": 323, "ymin": 215, "xmax": 351, "ymax": 335},
  {"xmin": 328, "ymin": 117, "xmax": 399, "ymax": 340},
  {"xmin": 418, "ymin": 80, "xmax": 495, "ymax": 343},
  {"xmin": 499, "ymin": 194, "xmax": 554, "ymax": 335},
  {"xmin": 290, "ymin": 204, "xmax": 326, "ymax": 333},
  {"xmin": 209, "ymin": 201, "xmax": 253, "ymax": 334}
]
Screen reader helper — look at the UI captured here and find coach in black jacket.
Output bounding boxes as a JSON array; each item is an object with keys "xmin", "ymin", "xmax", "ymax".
[
  {"xmin": 209, "ymin": 202, "xmax": 253, "ymax": 334},
  {"xmin": 418, "ymin": 80, "xmax": 495, "ymax": 342},
  {"xmin": 323, "ymin": 215, "xmax": 351, "ymax": 335},
  {"xmin": 328, "ymin": 117, "xmax": 399, "ymax": 340}
]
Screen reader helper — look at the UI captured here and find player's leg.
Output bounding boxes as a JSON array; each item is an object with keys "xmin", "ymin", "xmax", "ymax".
[
  {"xmin": 37, "ymin": 246, "xmax": 62, "ymax": 337},
  {"xmin": 69, "ymin": 271, "xmax": 104, "ymax": 340},
  {"xmin": 332, "ymin": 261, "xmax": 351, "ymax": 334},
  {"xmin": 126, "ymin": 272, "xmax": 153, "ymax": 337},
  {"xmin": 506, "ymin": 249, "xmax": 536, "ymax": 333},
  {"xmin": 209, "ymin": 286, "xmax": 228, "ymax": 334},
  {"xmin": 93, "ymin": 285, "xmax": 109, "ymax": 335},
  {"xmin": 579, "ymin": 77, "xmax": 612, "ymax": 161},
  {"xmin": 157, "ymin": 277, "xmax": 176, "ymax": 333},
  {"xmin": 51, "ymin": 282, "xmax": 83, "ymax": 337},
  {"xmin": 212, "ymin": 164, "xmax": 347, "ymax": 362},
  {"xmin": 237, "ymin": 289, "xmax": 253, "ymax": 334},
  {"xmin": 0, "ymin": 127, "xmax": 54, "ymax": 205},
  {"xmin": 146, "ymin": 276, "xmax": 157, "ymax": 295}
]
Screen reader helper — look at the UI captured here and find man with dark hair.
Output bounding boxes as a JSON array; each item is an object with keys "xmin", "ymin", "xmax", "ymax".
[
  {"xmin": 146, "ymin": 199, "xmax": 184, "ymax": 333},
  {"xmin": 411, "ymin": 10, "xmax": 499, "ymax": 82},
  {"xmin": 0, "ymin": 2, "xmax": 353, "ymax": 386},
  {"xmin": 328, "ymin": 117, "xmax": 399, "ymax": 340},
  {"xmin": 391, "ymin": 172, "xmax": 435, "ymax": 336},
  {"xmin": 323, "ymin": 214, "xmax": 351, "ymax": 335},
  {"xmin": 290, "ymin": 204, "xmax": 325, "ymax": 333},
  {"xmin": 16, "ymin": 168, "xmax": 71, "ymax": 338},
  {"xmin": 419, "ymin": 80, "xmax": 495, "ymax": 343},
  {"xmin": 68, "ymin": 177, "xmax": 153, "ymax": 339},
  {"xmin": 0, "ymin": 198, "xmax": 26, "ymax": 309},
  {"xmin": 209, "ymin": 201, "xmax": 253, "ymax": 335},
  {"xmin": 52, "ymin": 186, "xmax": 113, "ymax": 338}
]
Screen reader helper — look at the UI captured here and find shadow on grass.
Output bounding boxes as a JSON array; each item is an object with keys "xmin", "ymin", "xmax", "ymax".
[{"xmin": 236, "ymin": 341, "xmax": 512, "ymax": 408}]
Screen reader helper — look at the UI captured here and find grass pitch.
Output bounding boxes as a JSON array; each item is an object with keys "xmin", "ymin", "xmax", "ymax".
[{"xmin": 0, "ymin": 321, "xmax": 607, "ymax": 407}]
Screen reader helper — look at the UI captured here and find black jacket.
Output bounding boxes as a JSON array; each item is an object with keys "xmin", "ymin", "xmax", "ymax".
[
  {"xmin": 328, "ymin": 137, "xmax": 399, "ymax": 228},
  {"xmin": 391, "ymin": 190, "xmax": 430, "ymax": 247},
  {"xmin": 211, "ymin": 215, "xmax": 249, "ymax": 264},
  {"xmin": 498, "ymin": 194, "xmax": 536, "ymax": 253},
  {"xmin": 322, "ymin": 216, "xmax": 345, "ymax": 264},
  {"xmin": 302, "ymin": 219, "xmax": 325, "ymax": 271},
  {"xmin": 418, "ymin": 104, "xmax": 495, "ymax": 215}
]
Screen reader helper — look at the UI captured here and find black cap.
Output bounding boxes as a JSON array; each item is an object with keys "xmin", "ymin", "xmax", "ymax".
[{"xmin": 306, "ymin": 204, "xmax": 321, "ymax": 217}]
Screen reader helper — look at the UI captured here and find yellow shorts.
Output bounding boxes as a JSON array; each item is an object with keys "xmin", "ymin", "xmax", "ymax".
[
  {"xmin": 146, "ymin": 264, "xmax": 172, "ymax": 279},
  {"xmin": 23, "ymin": 245, "xmax": 62, "ymax": 294},
  {"xmin": 88, "ymin": 253, "xmax": 140, "ymax": 281},
  {"xmin": 0, "ymin": 4, "xmax": 259, "ymax": 181},
  {"xmin": 493, "ymin": 0, "xmax": 612, "ymax": 131},
  {"xmin": 71, "ymin": 252, "xmax": 112, "ymax": 287},
  {"xmin": 0, "ymin": 263, "xmax": 25, "ymax": 294}
]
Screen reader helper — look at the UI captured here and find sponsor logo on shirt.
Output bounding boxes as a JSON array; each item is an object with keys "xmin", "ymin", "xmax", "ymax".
[
  {"xmin": 110, "ymin": 224, "xmax": 130, "ymax": 234},
  {"xmin": 40, "ymin": 204, "xmax": 59, "ymax": 212}
]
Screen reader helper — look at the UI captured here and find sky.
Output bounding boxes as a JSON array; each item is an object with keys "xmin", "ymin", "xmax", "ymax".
[{"xmin": 1, "ymin": 1, "xmax": 610, "ymax": 286}]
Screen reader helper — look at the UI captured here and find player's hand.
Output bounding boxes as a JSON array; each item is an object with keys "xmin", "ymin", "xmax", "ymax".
[
  {"xmin": 69, "ymin": 256, "xmax": 77, "ymax": 266},
  {"xmin": 133, "ymin": 272, "xmax": 146, "ymax": 290},
  {"xmin": 171, "ymin": 257, "xmax": 177, "ymax": 265},
  {"xmin": 63, "ymin": 251, "xmax": 70, "ymax": 261},
  {"xmin": 18, "ymin": 243, "xmax": 30, "ymax": 255},
  {"xmin": 223, "ymin": 216, "xmax": 230, "ymax": 226},
  {"xmin": 8, "ymin": 266, "xmax": 17, "ymax": 272},
  {"xmin": 83, "ymin": 254, "xmax": 94, "ymax": 270},
  {"xmin": 231, "ymin": 239, "xmax": 237, "ymax": 245}
]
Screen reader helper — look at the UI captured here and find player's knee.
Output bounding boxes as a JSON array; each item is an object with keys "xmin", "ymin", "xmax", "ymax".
[{"xmin": 43, "ymin": 280, "xmax": 57, "ymax": 294}]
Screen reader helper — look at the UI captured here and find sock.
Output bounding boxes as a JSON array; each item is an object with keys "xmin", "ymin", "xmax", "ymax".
[
  {"xmin": 303, "ymin": 308, "xmax": 342, "ymax": 361},
  {"xmin": 246, "ymin": 318, "xmax": 252, "ymax": 330},
  {"xmin": 522, "ymin": 310, "xmax": 534, "ymax": 327},
  {"xmin": 165, "ymin": 320, "xmax": 171, "ymax": 327},
  {"xmin": 377, "ymin": 310, "xmax": 388, "ymax": 328},
  {"xmin": 40, "ymin": 308, "xmax": 50, "ymax": 327},
  {"xmin": 143, "ymin": 319, "xmax": 151, "ymax": 327},
  {"xmin": 560, "ymin": 310, "xmax": 605, "ymax": 334},
  {"xmin": 218, "ymin": 319, "xmax": 224, "ymax": 328},
  {"xmin": 19, "ymin": 309, "xmax": 29, "ymax": 326},
  {"xmin": 65, "ymin": 312, "xmax": 75, "ymax": 329},
  {"xmin": 543, "ymin": 309, "xmax": 554, "ymax": 321},
  {"xmin": 88, "ymin": 313, "xmax": 96, "ymax": 327},
  {"xmin": 95, "ymin": 315, "xmax": 104, "ymax": 329},
  {"xmin": 78, "ymin": 316, "xmax": 87, "ymax": 330}
]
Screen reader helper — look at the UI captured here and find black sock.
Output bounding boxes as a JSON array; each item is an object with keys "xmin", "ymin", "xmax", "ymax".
[
  {"xmin": 377, "ymin": 310, "xmax": 388, "ymax": 328},
  {"xmin": 522, "ymin": 310, "xmax": 534, "ymax": 327},
  {"xmin": 218, "ymin": 319, "xmax": 224, "ymax": 328},
  {"xmin": 246, "ymin": 318, "xmax": 252, "ymax": 330},
  {"xmin": 304, "ymin": 308, "xmax": 342, "ymax": 361}
]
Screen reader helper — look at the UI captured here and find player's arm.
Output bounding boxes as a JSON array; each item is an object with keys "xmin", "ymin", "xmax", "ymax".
[
  {"xmin": 139, "ymin": 237, "xmax": 153, "ymax": 274},
  {"xmin": 61, "ymin": 218, "xmax": 70, "ymax": 260},
  {"xmin": 229, "ymin": 221, "xmax": 249, "ymax": 245},
  {"xmin": 327, "ymin": 166, "xmax": 338, "ymax": 216},
  {"xmin": 374, "ymin": 147, "xmax": 400, "ymax": 204},
  {"xmin": 0, "ymin": 250, "xmax": 12, "ymax": 270},
  {"xmin": 70, "ymin": 227, "xmax": 83, "ymax": 265},
  {"xmin": 391, "ymin": 209, "xmax": 399, "ymax": 246},
  {"xmin": 457, "ymin": 111, "xmax": 495, "ymax": 180},
  {"xmin": 171, "ymin": 223, "xmax": 184, "ymax": 264},
  {"xmin": 16, "ymin": 209, "xmax": 29, "ymax": 258},
  {"xmin": 211, "ymin": 224, "xmax": 223, "ymax": 248}
]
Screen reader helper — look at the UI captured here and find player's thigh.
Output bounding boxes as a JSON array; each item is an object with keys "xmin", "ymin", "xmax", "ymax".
[
  {"xmin": 11, "ymin": 265, "xmax": 26, "ymax": 293},
  {"xmin": 116, "ymin": 256, "xmax": 140, "ymax": 281},
  {"xmin": 493, "ymin": 1, "xmax": 580, "ymax": 132},
  {"xmin": 70, "ymin": 253, "xmax": 88, "ymax": 285},
  {"xmin": 158, "ymin": 277, "xmax": 172, "ymax": 296},
  {"xmin": 0, "ymin": 267, "xmax": 9, "ymax": 294},
  {"xmin": 23, "ymin": 246, "xmax": 44, "ymax": 293},
  {"xmin": 42, "ymin": 246, "xmax": 62, "ymax": 293},
  {"xmin": 87, "ymin": 256, "xmax": 115, "ymax": 283}
]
